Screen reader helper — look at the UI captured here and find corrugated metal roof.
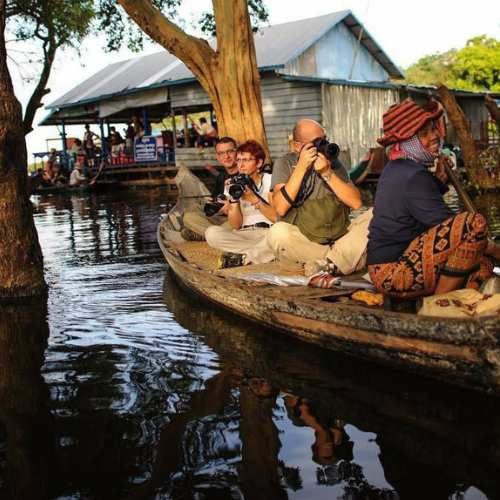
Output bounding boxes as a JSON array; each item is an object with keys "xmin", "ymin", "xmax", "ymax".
[{"xmin": 47, "ymin": 10, "xmax": 403, "ymax": 110}]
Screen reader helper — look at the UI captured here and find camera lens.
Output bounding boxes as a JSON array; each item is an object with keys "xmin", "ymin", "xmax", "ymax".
[
  {"xmin": 228, "ymin": 183, "xmax": 245, "ymax": 200},
  {"xmin": 325, "ymin": 143, "xmax": 339, "ymax": 159}
]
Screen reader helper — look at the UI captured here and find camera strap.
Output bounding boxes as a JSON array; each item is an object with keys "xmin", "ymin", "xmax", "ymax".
[{"xmin": 248, "ymin": 177, "xmax": 270, "ymax": 206}]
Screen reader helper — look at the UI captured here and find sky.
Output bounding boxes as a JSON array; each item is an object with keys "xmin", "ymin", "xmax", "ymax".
[{"xmin": 7, "ymin": 0, "xmax": 500, "ymax": 160}]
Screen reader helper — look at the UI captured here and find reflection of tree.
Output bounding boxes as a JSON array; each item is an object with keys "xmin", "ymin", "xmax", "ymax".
[
  {"xmin": 239, "ymin": 385, "xmax": 287, "ymax": 500},
  {"xmin": 0, "ymin": 300, "xmax": 55, "ymax": 500}
]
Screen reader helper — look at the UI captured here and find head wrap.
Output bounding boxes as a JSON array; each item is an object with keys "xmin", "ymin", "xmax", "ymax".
[
  {"xmin": 378, "ymin": 98, "xmax": 445, "ymax": 147},
  {"xmin": 387, "ymin": 135, "xmax": 441, "ymax": 166}
]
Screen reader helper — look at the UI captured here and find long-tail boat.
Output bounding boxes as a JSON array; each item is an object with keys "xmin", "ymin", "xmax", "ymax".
[{"xmin": 157, "ymin": 167, "xmax": 500, "ymax": 395}]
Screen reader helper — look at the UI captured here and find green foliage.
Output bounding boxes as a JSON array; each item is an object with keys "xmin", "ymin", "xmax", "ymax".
[
  {"xmin": 96, "ymin": 0, "xmax": 269, "ymax": 52},
  {"xmin": 198, "ymin": 0, "xmax": 269, "ymax": 36},
  {"xmin": 95, "ymin": 0, "xmax": 182, "ymax": 52},
  {"xmin": 7, "ymin": 1, "xmax": 95, "ymax": 49},
  {"xmin": 405, "ymin": 35, "xmax": 500, "ymax": 92}
]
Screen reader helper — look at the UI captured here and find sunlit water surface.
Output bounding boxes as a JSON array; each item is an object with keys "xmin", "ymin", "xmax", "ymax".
[{"xmin": 0, "ymin": 188, "xmax": 499, "ymax": 500}]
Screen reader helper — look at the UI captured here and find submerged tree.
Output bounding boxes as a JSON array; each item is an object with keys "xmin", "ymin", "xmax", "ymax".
[
  {"xmin": 116, "ymin": 0, "xmax": 270, "ymax": 152},
  {"xmin": 0, "ymin": 0, "xmax": 46, "ymax": 300}
]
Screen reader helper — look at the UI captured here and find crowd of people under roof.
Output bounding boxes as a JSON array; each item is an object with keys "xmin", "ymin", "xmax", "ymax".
[
  {"xmin": 182, "ymin": 98, "xmax": 500, "ymax": 300},
  {"xmin": 33, "ymin": 114, "xmax": 218, "ymax": 188}
]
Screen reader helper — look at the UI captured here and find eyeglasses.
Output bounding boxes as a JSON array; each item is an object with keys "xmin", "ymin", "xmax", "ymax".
[
  {"xmin": 216, "ymin": 149, "xmax": 236, "ymax": 157},
  {"xmin": 236, "ymin": 157, "xmax": 256, "ymax": 163}
]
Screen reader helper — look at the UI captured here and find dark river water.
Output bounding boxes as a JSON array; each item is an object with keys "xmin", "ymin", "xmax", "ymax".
[{"xmin": 1, "ymin": 188, "xmax": 499, "ymax": 500}]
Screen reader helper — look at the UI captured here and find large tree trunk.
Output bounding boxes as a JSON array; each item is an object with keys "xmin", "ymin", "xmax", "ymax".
[
  {"xmin": 0, "ymin": 1, "xmax": 46, "ymax": 300},
  {"xmin": 437, "ymin": 84, "xmax": 499, "ymax": 190},
  {"xmin": 117, "ymin": 0, "xmax": 269, "ymax": 154}
]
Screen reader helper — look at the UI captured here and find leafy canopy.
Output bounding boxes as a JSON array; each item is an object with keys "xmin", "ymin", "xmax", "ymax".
[
  {"xmin": 96, "ymin": 0, "xmax": 269, "ymax": 52},
  {"xmin": 405, "ymin": 35, "xmax": 500, "ymax": 92},
  {"xmin": 7, "ymin": 0, "xmax": 95, "ymax": 49}
]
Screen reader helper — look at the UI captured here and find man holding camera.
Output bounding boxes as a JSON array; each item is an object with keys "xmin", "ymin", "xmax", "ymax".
[
  {"xmin": 182, "ymin": 136, "xmax": 239, "ymax": 240},
  {"xmin": 268, "ymin": 119, "xmax": 372, "ymax": 275}
]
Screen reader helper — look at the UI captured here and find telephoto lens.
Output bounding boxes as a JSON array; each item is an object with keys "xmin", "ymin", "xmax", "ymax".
[{"xmin": 312, "ymin": 138, "xmax": 340, "ymax": 161}]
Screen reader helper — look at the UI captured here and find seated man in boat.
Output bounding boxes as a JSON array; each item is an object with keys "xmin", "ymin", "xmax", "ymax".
[
  {"xmin": 69, "ymin": 155, "xmax": 95, "ymax": 187},
  {"xmin": 182, "ymin": 136, "xmax": 239, "ymax": 241},
  {"xmin": 367, "ymin": 98, "xmax": 500, "ymax": 298},
  {"xmin": 267, "ymin": 118, "xmax": 371, "ymax": 276},
  {"xmin": 205, "ymin": 140, "xmax": 277, "ymax": 267}
]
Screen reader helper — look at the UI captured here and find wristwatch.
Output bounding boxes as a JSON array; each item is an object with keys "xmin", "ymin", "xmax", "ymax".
[{"xmin": 321, "ymin": 170, "xmax": 332, "ymax": 182}]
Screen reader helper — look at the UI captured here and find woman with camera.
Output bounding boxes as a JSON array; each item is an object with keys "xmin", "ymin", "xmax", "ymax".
[{"xmin": 205, "ymin": 140, "xmax": 277, "ymax": 268}]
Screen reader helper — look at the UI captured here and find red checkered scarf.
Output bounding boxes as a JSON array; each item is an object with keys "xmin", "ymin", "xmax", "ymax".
[{"xmin": 388, "ymin": 134, "xmax": 440, "ymax": 166}]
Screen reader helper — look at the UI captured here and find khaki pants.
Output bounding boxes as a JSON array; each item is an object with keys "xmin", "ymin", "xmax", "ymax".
[
  {"xmin": 183, "ymin": 209, "xmax": 227, "ymax": 237},
  {"xmin": 205, "ymin": 225, "xmax": 275, "ymax": 265},
  {"xmin": 266, "ymin": 208, "xmax": 373, "ymax": 275}
]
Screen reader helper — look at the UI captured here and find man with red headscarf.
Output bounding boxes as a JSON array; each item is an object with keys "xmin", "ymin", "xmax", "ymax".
[{"xmin": 367, "ymin": 98, "xmax": 499, "ymax": 298}]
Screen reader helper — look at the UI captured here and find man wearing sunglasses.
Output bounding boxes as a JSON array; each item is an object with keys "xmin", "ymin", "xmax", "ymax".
[{"xmin": 182, "ymin": 136, "xmax": 239, "ymax": 240}]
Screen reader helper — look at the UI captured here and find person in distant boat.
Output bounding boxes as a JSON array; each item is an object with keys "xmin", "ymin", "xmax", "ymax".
[
  {"xmin": 367, "ymin": 98, "xmax": 500, "ymax": 298},
  {"xmin": 51, "ymin": 163, "xmax": 67, "ymax": 185},
  {"xmin": 191, "ymin": 117, "xmax": 218, "ymax": 147},
  {"xmin": 42, "ymin": 158, "xmax": 56, "ymax": 186},
  {"xmin": 182, "ymin": 136, "xmax": 239, "ymax": 240},
  {"xmin": 70, "ymin": 155, "xmax": 95, "ymax": 187},
  {"xmin": 205, "ymin": 140, "xmax": 277, "ymax": 268},
  {"xmin": 267, "ymin": 118, "xmax": 371, "ymax": 276}
]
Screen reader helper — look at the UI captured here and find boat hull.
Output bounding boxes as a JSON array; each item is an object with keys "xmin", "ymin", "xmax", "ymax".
[{"xmin": 158, "ymin": 223, "xmax": 500, "ymax": 394}]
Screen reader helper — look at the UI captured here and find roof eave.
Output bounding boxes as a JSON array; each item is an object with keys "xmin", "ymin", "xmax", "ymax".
[{"xmin": 45, "ymin": 65, "xmax": 284, "ymax": 112}]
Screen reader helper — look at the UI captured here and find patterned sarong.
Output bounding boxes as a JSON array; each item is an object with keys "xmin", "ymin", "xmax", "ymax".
[{"xmin": 368, "ymin": 212, "xmax": 493, "ymax": 298}]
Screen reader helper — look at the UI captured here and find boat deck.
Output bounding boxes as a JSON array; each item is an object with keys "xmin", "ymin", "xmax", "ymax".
[{"xmin": 168, "ymin": 239, "xmax": 377, "ymax": 305}]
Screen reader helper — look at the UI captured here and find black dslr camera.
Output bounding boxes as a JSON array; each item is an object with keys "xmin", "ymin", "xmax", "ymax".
[
  {"xmin": 204, "ymin": 195, "xmax": 226, "ymax": 217},
  {"xmin": 312, "ymin": 137, "xmax": 340, "ymax": 161},
  {"xmin": 228, "ymin": 174, "xmax": 254, "ymax": 200}
]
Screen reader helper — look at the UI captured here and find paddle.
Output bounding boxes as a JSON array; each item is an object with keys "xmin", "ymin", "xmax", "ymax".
[
  {"xmin": 89, "ymin": 160, "xmax": 106, "ymax": 185},
  {"xmin": 443, "ymin": 162, "xmax": 477, "ymax": 213}
]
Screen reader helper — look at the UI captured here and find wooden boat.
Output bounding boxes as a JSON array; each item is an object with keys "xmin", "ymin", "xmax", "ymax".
[{"xmin": 157, "ymin": 169, "xmax": 500, "ymax": 395}]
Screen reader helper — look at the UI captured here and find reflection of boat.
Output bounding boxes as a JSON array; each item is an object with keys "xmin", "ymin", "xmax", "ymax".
[
  {"xmin": 158, "ymin": 168, "xmax": 500, "ymax": 395},
  {"xmin": 164, "ymin": 273, "xmax": 500, "ymax": 499}
]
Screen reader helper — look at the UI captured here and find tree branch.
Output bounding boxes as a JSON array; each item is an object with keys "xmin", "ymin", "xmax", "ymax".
[
  {"xmin": 117, "ymin": 0, "xmax": 216, "ymax": 87},
  {"xmin": 22, "ymin": 34, "xmax": 56, "ymax": 135},
  {"xmin": 485, "ymin": 94, "xmax": 500, "ymax": 129}
]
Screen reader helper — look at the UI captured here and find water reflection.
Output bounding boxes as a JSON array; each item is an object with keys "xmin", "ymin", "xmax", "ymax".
[
  {"xmin": 0, "ymin": 299, "xmax": 54, "ymax": 500},
  {"xmin": 0, "ymin": 189, "xmax": 497, "ymax": 499},
  {"xmin": 165, "ymin": 273, "xmax": 500, "ymax": 500}
]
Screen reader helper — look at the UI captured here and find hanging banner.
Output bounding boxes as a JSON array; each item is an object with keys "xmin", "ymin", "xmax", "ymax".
[{"xmin": 134, "ymin": 136, "xmax": 157, "ymax": 162}]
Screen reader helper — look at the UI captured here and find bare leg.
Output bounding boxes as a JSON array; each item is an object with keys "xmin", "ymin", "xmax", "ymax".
[{"xmin": 434, "ymin": 275, "xmax": 465, "ymax": 295}]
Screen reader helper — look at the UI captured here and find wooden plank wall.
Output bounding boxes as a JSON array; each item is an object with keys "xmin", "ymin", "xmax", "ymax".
[
  {"xmin": 261, "ymin": 75, "xmax": 323, "ymax": 159},
  {"xmin": 168, "ymin": 74, "xmax": 323, "ymax": 162},
  {"xmin": 322, "ymin": 83, "xmax": 399, "ymax": 166}
]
